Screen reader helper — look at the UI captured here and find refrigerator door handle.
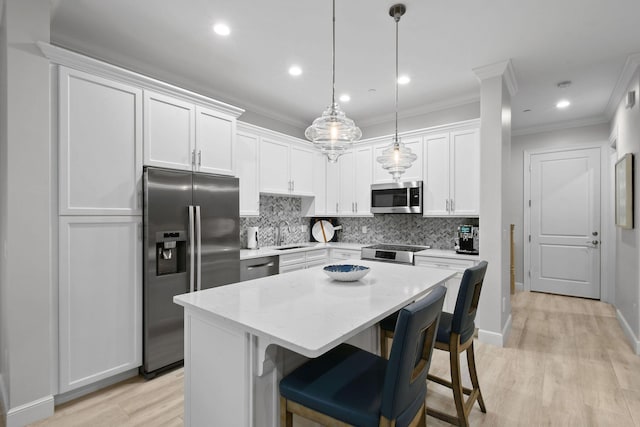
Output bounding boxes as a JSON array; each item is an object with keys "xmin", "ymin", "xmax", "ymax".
[
  {"xmin": 188, "ymin": 205, "xmax": 195, "ymax": 293},
  {"xmin": 196, "ymin": 205, "xmax": 202, "ymax": 291}
]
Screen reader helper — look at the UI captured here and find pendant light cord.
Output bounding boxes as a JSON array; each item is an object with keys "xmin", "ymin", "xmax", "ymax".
[
  {"xmin": 394, "ymin": 12, "xmax": 400, "ymax": 145},
  {"xmin": 331, "ymin": 0, "xmax": 336, "ymax": 107}
]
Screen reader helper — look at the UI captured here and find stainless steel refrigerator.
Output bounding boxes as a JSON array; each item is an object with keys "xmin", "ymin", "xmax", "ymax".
[{"xmin": 142, "ymin": 166, "xmax": 240, "ymax": 378}]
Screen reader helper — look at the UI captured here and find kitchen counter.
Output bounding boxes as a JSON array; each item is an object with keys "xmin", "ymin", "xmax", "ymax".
[
  {"xmin": 174, "ymin": 260, "xmax": 456, "ymax": 426},
  {"xmin": 415, "ymin": 248, "xmax": 481, "ymax": 260},
  {"xmin": 240, "ymin": 242, "xmax": 365, "ymax": 260}
]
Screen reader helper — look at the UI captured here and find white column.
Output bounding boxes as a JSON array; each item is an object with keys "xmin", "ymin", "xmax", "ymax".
[
  {"xmin": 0, "ymin": 0, "xmax": 54, "ymax": 425},
  {"xmin": 472, "ymin": 60, "xmax": 517, "ymax": 347}
]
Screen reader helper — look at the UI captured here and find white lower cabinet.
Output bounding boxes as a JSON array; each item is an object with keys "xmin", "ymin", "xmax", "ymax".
[
  {"xmin": 279, "ymin": 249, "xmax": 328, "ymax": 273},
  {"xmin": 58, "ymin": 216, "xmax": 142, "ymax": 393},
  {"xmin": 414, "ymin": 255, "xmax": 478, "ymax": 312}
]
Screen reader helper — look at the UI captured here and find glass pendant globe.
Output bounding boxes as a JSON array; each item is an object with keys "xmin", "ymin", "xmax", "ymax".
[
  {"xmin": 305, "ymin": 102, "xmax": 362, "ymax": 163},
  {"xmin": 376, "ymin": 138, "xmax": 417, "ymax": 181}
]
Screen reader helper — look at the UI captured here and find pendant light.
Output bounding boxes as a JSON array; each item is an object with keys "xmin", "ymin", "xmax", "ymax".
[
  {"xmin": 305, "ymin": 0, "xmax": 362, "ymax": 163},
  {"xmin": 377, "ymin": 4, "xmax": 416, "ymax": 182}
]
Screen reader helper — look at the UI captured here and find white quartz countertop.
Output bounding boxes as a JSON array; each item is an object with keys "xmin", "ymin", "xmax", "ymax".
[
  {"xmin": 240, "ymin": 242, "xmax": 364, "ymax": 260},
  {"xmin": 174, "ymin": 260, "xmax": 456, "ymax": 358}
]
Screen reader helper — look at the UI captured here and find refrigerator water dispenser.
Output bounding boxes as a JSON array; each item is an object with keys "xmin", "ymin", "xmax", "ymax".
[{"xmin": 156, "ymin": 231, "xmax": 187, "ymax": 275}]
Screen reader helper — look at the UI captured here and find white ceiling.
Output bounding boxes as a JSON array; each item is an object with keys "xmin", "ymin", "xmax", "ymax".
[{"xmin": 50, "ymin": 0, "xmax": 640, "ymax": 136}]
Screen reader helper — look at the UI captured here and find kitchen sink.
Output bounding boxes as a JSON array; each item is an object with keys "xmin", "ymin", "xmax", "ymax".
[{"xmin": 274, "ymin": 245, "xmax": 309, "ymax": 250}]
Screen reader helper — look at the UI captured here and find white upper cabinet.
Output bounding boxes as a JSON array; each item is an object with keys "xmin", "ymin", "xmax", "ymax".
[
  {"xmin": 59, "ymin": 67, "xmax": 143, "ymax": 215},
  {"xmin": 260, "ymin": 137, "xmax": 290, "ymax": 194},
  {"xmin": 195, "ymin": 106, "xmax": 235, "ymax": 176},
  {"xmin": 338, "ymin": 151, "xmax": 355, "ymax": 215},
  {"xmin": 326, "ymin": 146, "xmax": 373, "ymax": 217},
  {"xmin": 237, "ymin": 130, "xmax": 260, "ymax": 216},
  {"xmin": 303, "ymin": 152, "xmax": 328, "ymax": 216},
  {"xmin": 289, "ymin": 144, "xmax": 315, "ymax": 196},
  {"xmin": 144, "ymin": 91, "xmax": 236, "ymax": 176},
  {"xmin": 259, "ymin": 137, "xmax": 314, "ymax": 196},
  {"xmin": 423, "ymin": 128, "xmax": 479, "ymax": 217},
  {"xmin": 450, "ymin": 129, "xmax": 480, "ymax": 216},
  {"xmin": 354, "ymin": 146, "xmax": 373, "ymax": 215},
  {"xmin": 326, "ymin": 161, "xmax": 340, "ymax": 215},
  {"xmin": 143, "ymin": 90, "xmax": 195, "ymax": 171},
  {"xmin": 372, "ymin": 137, "xmax": 423, "ymax": 184}
]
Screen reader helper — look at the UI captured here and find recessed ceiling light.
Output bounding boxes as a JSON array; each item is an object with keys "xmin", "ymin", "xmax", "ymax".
[
  {"xmin": 556, "ymin": 99, "xmax": 571, "ymax": 109},
  {"xmin": 288, "ymin": 65, "xmax": 302, "ymax": 76},
  {"xmin": 213, "ymin": 23, "xmax": 231, "ymax": 36},
  {"xmin": 397, "ymin": 75, "xmax": 410, "ymax": 85},
  {"xmin": 339, "ymin": 94, "xmax": 351, "ymax": 102}
]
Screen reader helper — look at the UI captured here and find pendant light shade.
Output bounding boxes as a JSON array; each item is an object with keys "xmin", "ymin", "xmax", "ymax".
[
  {"xmin": 377, "ymin": 4, "xmax": 416, "ymax": 181},
  {"xmin": 305, "ymin": 0, "xmax": 361, "ymax": 163}
]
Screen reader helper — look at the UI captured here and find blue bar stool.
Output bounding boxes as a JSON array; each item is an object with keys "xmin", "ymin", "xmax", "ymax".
[
  {"xmin": 379, "ymin": 262, "xmax": 489, "ymax": 427},
  {"xmin": 279, "ymin": 285, "xmax": 447, "ymax": 427}
]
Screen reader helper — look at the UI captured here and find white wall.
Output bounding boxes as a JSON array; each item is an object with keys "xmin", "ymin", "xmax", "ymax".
[
  {"xmin": 361, "ymin": 101, "xmax": 480, "ymax": 139},
  {"xmin": 611, "ymin": 69, "xmax": 640, "ymax": 344},
  {"xmin": 511, "ymin": 123, "xmax": 611, "ymax": 285},
  {"xmin": 0, "ymin": 0, "xmax": 9, "ymax": 417},
  {"xmin": 1, "ymin": 0, "xmax": 54, "ymax": 425}
]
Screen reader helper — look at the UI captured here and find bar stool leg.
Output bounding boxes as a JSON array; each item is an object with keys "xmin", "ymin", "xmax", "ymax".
[
  {"xmin": 466, "ymin": 341, "xmax": 486, "ymax": 412},
  {"xmin": 449, "ymin": 340, "xmax": 468, "ymax": 427}
]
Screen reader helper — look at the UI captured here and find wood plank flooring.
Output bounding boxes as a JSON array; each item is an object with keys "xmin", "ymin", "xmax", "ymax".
[{"xmin": 26, "ymin": 291, "xmax": 640, "ymax": 426}]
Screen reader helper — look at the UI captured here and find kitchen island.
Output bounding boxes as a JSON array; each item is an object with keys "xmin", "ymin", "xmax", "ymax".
[{"xmin": 173, "ymin": 260, "xmax": 456, "ymax": 427}]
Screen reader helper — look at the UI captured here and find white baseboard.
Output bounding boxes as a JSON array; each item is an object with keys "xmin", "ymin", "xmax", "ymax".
[
  {"xmin": 616, "ymin": 309, "xmax": 640, "ymax": 355},
  {"xmin": 515, "ymin": 281, "xmax": 524, "ymax": 292},
  {"xmin": 478, "ymin": 314, "xmax": 513, "ymax": 347},
  {"xmin": 0, "ymin": 373, "xmax": 7, "ymax": 417},
  {"xmin": 55, "ymin": 367, "xmax": 139, "ymax": 405},
  {"xmin": 6, "ymin": 395, "xmax": 54, "ymax": 427}
]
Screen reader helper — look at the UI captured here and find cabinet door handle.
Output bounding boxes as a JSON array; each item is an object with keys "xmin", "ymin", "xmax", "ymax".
[
  {"xmin": 198, "ymin": 150, "xmax": 202, "ymax": 166},
  {"xmin": 336, "ymin": 203, "xmax": 339, "ymax": 212},
  {"xmin": 451, "ymin": 199, "xmax": 455, "ymax": 212},
  {"xmin": 292, "ymin": 180, "xmax": 294, "ymax": 192},
  {"xmin": 191, "ymin": 150, "xmax": 196, "ymax": 166},
  {"xmin": 355, "ymin": 202, "xmax": 358, "ymax": 212},
  {"xmin": 446, "ymin": 199, "xmax": 449, "ymax": 212}
]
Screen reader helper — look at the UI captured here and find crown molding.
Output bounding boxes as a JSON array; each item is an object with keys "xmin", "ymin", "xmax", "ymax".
[
  {"xmin": 472, "ymin": 59, "xmax": 518, "ymax": 96},
  {"xmin": 37, "ymin": 41, "xmax": 245, "ymax": 118},
  {"xmin": 357, "ymin": 94, "xmax": 480, "ymax": 129},
  {"xmin": 360, "ymin": 118, "xmax": 481, "ymax": 145},
  {"xmin": 604, "ymin": 52, "xmax": 640, "ymax": 119},
  {"xmin": 512, "ymin": 115, "xmax": 609, "ymax": 137}
]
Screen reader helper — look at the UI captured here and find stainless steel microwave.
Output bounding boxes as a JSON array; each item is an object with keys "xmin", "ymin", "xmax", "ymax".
[{"xmin": 370, "ymin": 181, "xmax": 422, "ymax": 214}]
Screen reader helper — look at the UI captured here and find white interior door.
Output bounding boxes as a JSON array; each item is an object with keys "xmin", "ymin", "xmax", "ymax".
[{"xmin": 529, "ymin": 147, "xmax": 601, "ymax": 298}]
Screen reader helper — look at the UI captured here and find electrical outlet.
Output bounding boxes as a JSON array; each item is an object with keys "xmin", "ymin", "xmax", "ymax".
[{"xmin": 361, "ymin": 226, "xmax": 367, "ymax": 233}]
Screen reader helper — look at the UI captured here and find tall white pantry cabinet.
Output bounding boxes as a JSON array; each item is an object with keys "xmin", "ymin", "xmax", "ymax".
[
  {"xmin": 57, "ymin": 66, "xmax": 143, "ymax": 393},
  {"xmin": 52, "ymin": 53, "xmax": 243, "ymax": 395}
]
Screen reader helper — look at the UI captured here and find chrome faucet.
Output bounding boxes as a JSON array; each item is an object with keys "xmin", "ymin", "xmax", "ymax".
[{"xmin": 276, "ymin": 221, "xmax": 291, "ymax": 246}]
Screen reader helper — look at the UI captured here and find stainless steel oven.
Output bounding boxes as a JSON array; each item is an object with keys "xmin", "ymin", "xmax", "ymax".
[{"xmin": 370, "ymin": 181, "xmax": 422, "ymax": 214}]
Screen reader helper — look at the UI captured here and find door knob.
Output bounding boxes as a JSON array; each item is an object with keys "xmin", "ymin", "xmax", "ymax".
[
  {"xmin": 592, "ymin": 231, "xmax": 598, "ymax": 236},
  {"xmin": 586, "ymin": 240, "xmax": 599, "ymax": 246}
]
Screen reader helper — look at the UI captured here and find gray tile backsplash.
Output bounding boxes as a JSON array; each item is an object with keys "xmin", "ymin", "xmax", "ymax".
[{"xmin": 241, "ymin": 195, "xmax": 479, "ymax": 249}]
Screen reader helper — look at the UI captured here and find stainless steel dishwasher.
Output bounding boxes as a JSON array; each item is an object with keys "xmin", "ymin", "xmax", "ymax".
[{"xmin": 240, "ymin": 256, "xmax": 279, "ymax": 281}]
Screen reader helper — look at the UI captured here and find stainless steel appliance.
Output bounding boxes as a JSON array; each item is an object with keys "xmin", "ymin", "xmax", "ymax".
[
  {"xmin": 455, "ymin": 225, "xmax": 479, "ymax": 255},
  {"xmin": 370, "ymin": 181, "xmax": 422, "ymax": 214},
  {"xmin": 142, "ymin": 167, "xmax": 240, "ymax": 378},
  {"xmin": 361, "ymin": 244, "xmax": 430, "ymax": 265},
  {"xmin": 240, "ymin": 256, "xmax": 279, "ymax": 281}
]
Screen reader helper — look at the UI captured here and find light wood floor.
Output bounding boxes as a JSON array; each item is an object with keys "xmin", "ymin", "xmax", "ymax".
[{"xmin": 26, "ymin": 291, "xmax": 640, "ymax": 426}]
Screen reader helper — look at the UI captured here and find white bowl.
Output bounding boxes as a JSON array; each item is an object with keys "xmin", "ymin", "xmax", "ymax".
[{"xmin": 323, "ymin": 264, "xmax": 371, "ymax": 282}]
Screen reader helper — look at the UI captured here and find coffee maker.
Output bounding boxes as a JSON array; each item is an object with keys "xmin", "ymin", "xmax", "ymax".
[{"xmin": 455, "ymin": 225, "xmax": 479, "ymax": 255}]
